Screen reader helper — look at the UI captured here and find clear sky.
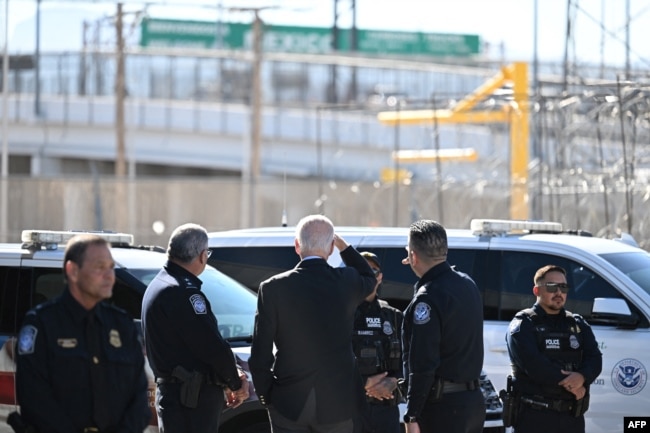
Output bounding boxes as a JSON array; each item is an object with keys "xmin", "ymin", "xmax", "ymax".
[{"xmin": 3, "ymin": 0, "xmax": 650, "ymax": 67}]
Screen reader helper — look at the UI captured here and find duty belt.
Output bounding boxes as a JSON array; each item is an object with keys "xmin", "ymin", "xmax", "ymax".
[
  {"xmin": 520, "ymin": 395, "xmax": 575, "ymax": 413},
  {"xmin": 442, "ymin": 380, "xmax": 480, "ymax": 393}
]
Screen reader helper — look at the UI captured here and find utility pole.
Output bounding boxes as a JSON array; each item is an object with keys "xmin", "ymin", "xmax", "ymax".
[
  {"xmin": 349, "ymin": 0, "xmax": 357, "ymax": 103},
  {"xmin": 115, "ymin": 2, "xmax": 127, "ymax": 232},
  {"xmin": 35, "ymin": 0, "xmax": 42, "ymax": 117},
  {"xmin": 329, "ymin": 0, "xmax": 338, "ymax": 104},
  {"xmin": 231, "ymin": 7, "xmax": 266, "ymax": 228},
  {"xmin": 625, "ymin": 0, "xmax": 630, "ymax": 80},
  {"xmin": 250, "ymin": 10, "xmax": 262, "ymax": 228},
  {"xmin": 562, "ymin": 0, "xmax": 571, "ymax": 93},
  {"xmin": 79, "ymin": 20, "xmax": 89, "ymax": 95},
  {"xmin": 1, "ymin": 0, "xmax": 9, "ymax": 241},
  {"xmin": 115, "ymin": 2, "xmax": 126, "ymax": 180}
]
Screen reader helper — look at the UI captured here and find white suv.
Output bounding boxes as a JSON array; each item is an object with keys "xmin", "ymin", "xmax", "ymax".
[
  {"xmin": 207, "ymin": 219, "xmax": 650, "ymax": 433},
  {"xmin": 0, "ymin": 230, "xmax": 268, "ymax": 433}
]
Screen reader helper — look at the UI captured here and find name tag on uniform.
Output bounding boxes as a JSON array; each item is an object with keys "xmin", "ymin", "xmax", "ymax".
[{"xmin": 57, "ymin": 338, "xmax": 78, "ymax": 348}]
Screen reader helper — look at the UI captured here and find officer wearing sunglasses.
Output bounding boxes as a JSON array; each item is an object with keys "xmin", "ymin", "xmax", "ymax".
[{"xmin": 505, "ymin": 265, "xmax": 602, "ymax": 433}]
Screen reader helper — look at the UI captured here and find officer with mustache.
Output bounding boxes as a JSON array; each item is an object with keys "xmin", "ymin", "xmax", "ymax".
[{"xmin": 506, "ymin": 265, "xmax": 602, "ymax": 433}]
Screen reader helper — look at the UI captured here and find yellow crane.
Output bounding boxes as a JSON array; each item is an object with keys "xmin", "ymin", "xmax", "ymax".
[{"xmin": 377, "ymin": 62, "xmax": 529, "ymax": 220}]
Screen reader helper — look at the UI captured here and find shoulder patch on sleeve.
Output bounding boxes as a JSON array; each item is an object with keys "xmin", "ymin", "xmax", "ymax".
[
  {"xmin": 18, "ymin": 325, "xmax": 38, "ymax": 355},
  {"xmin": 189, "ymin": 294, "xmax": 208, "ymax": 314},
  {"xmin": 413, "ymin": 302, "xmax": 431, "ymax": 325},
  {"xmin": 509, "ymin": 318, "xmax": 522, "ymax": 335}
]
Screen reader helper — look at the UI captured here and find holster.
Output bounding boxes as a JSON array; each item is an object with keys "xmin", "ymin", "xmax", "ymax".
[
  {"xmin": 426, "ymin": 376, "xmax": 444, "ymax": 403},
  {"xmin": 572, "ymin": 393, "xmax": 590, "ymax": 417},
  {"xmin": 499, "ymin": 375, "xmax": 519, "ymax": 427},
  {"xmin": 499, "ymin": 389, "xmax": 519, "ymax": 427},
  {"xmin": 172, "ymin": 365, "xmax": 204, "ymax": 409}
]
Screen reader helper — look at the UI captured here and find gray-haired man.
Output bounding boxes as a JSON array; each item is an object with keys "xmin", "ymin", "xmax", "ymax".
[{"xmin": 142, "ymin": 223, "xmax": 249, "ymax": 433}]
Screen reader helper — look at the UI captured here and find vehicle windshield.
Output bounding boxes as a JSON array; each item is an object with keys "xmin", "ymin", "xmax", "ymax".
[
  {"xmin": 198, "ymin": 266, "xmax": 257, "ymax": 344},
  {"xmin": 600, "ymin": 251, "xmax": 650, "ymax": 296}
]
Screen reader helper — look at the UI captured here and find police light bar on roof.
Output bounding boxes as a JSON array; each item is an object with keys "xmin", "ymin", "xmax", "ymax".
[
  {"xmin": 21, "ymin": 230, "xmax": 134, "ymax": 248},
  {"xmin": 470, "ymin": 219, "xmax": 563, "ymax": 236}
]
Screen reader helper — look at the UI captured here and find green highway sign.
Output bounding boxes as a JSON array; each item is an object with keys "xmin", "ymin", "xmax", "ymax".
[
  {"xmin": 140, "ymin": 18, "xmax": 481, "ymax": 57},
  {"xmin": 352, "ymin": 29, "xmax": 481, "ymax": 57}
]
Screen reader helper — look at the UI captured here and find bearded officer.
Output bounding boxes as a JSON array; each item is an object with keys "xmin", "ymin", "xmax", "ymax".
[{"xmin": 506, "ymin": 264, "xmax": 602, "ymax": 433}]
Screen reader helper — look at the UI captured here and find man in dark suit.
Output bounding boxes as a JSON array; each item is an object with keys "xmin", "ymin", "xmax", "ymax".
[{"xmin": 249, "ymin": 214, "xmax": 377, "ymax": 433}]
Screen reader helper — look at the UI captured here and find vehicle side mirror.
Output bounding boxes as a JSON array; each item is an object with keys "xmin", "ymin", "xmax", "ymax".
[{"xmin": 591, "ymin": 297, "xmax": 638, "ymax": 328}]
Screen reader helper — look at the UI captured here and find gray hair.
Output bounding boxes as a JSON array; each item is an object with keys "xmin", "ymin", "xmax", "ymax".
[
  {"xmin": 296, "ymin": 214, "xmax": 334, "ymax": 257},
  {"xmin": 408, "ymin": 219, "xmax": 448, "ymax": 260},
  {"xmin": 167, "ymin": 223, "xmax": 208, "ymax": 263}
]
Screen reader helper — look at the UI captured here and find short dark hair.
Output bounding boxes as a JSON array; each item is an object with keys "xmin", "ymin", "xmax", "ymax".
[
  {"xmin": 408, "ymin": 219, "xmax": 447, "ymax": 260},
  {"xmin": 534, "ymin": 265, "xmax": 567, "ymax": 286},
  {"xmin": 63, "ymin": 234, "xmax": 109, "ymax": 279}
]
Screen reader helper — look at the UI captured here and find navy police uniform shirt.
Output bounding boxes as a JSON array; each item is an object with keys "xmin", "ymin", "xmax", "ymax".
[
  {"xmin": 353, "ymin": 298, "xmax": 403, "ymax": 381},
  {"xmin": 506, "ymin": 302, "xmax": 602, "ymax": 397},
  {"xmin": 141, "ymin": 260, "xmax": 242, "ymax": 391},
  {"xmin": 15, "ymin": 288, "xmax": 151, "ymax": 433},
  {"xmin": 402, "ymin": 261, "xmax": 484, "ymax": 418}
]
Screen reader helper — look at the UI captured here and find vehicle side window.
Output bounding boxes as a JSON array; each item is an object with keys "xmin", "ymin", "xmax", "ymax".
[
  {"xmin": 365, "ymin": 248, "xmax": 489, "ymax": 313},
  {"xmin": 0, "ymin": 267, "xmax": 34, "ymax": 335},
  {"xmin": 367, "ymin": 247, "xmax": 417, "ymax": 312},
  {"xmin": 499, "ymin": 251, "xmax": 624, "ymax": 323},
  {"xmin": 447, "ymin": 249, "xmax": 493, "ymax": 320},
  {"xmin": 108, "ymin": 278, "xmax": 143, "ymax": 319},
  {"xmin": 208, "ymin": 246, "xmax": 299, "ymax": 292},
  {"xmin": 33, "ymin": 270, "xmax": 65, "ymax": 304},
  {"xmin": 0, "ymin": 267, "xmax": 20, "ymax": 335}
]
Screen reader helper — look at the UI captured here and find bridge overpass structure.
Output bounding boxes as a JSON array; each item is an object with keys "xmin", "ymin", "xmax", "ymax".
[
  {"xmin": 6, "ymin": 48, "xmax": 609, "ymax": 185},
  {"xmin": 6, "ymin": 94, "xmax": 405, "ymax": 180}
]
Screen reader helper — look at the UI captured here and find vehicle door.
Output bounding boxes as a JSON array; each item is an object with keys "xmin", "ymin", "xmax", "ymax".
[{"xmin": 482, "ymin": 241, "xmax": 650, "ymax": 433}]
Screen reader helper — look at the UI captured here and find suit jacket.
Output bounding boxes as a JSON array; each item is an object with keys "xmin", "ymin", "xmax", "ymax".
[{"xmin": 249, "ymin": 246, "xmax": 376, "ymax": 424}]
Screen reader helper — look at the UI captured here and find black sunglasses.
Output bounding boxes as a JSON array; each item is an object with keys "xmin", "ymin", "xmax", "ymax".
[
  {"xmin": 372, "ymin": 268, "xmax": 381, "ymax": 276},
  {"xmin": 541, "ymin": 282, "xmax": 570, "ymax": 294}
]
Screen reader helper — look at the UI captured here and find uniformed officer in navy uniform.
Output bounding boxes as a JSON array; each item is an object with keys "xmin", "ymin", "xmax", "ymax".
[
  {"xmin": 14, "ymin": 234, "xmax": 151, "ymax": 433},
  {"xmin": 506, "ymin": 264, "xmax": 602, "ymax": 433},
  {"xmin": 141, "ymin": 223, "xmax": 249, "ymax": 433},
  {"xmin": 354, "ymin": 252, "xmax": 403, "ymax": 433},
  {"xmin": 401, "ymin": 220, "xmax": 485, "ymax": 433}
]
